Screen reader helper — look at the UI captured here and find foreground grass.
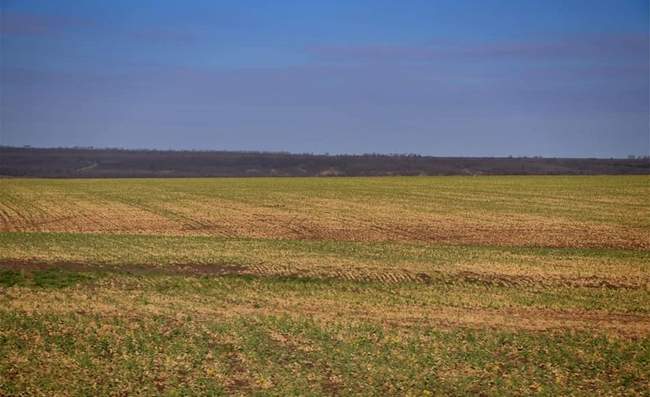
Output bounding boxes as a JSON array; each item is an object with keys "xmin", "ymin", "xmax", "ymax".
[
  {"xmin": 2, "ymin": 311, "xmax": 648, "ymax": 396},
  {"xmin": 1, "ymin": 270, "xmax": 649, "ymax": 396},
  {"xmin": 1, "ymin": 264, "xmax": 649, "ymax": 395}
]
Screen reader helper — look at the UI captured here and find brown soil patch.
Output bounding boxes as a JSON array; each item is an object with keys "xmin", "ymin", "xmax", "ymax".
[
  {"xmin": 2, "ymin": 189, "xmax": 649, "ymax": 249},
  {"xmin": 454, "ymin": 271, "xmax": 647, "ymax": 289},
  {"xmin": 1, "ymin": 259, "xmax": 648, "ymax": 290},
  {"xmin": 0, "ymin": 259, "xmax": 248, "ymax": 277}
]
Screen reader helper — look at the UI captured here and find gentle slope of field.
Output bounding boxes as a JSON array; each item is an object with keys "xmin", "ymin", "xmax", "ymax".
[
  {"xmin": 1, "ymin": 176, "xmax": 649, "ymax": 395},
  {"xmin": 2, "ymin": 176, "xmax": 648, "ymax": 247}
]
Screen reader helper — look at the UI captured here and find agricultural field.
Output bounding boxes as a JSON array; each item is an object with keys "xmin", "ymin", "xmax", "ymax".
[{"xmin": 1, "ymin": 176, "xmax": 649, "ymax": 395}]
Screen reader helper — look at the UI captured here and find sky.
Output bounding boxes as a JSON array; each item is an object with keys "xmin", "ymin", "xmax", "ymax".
[{"xmin": 1, "ymin": 0, "xmax": 649, "ymax": 157}]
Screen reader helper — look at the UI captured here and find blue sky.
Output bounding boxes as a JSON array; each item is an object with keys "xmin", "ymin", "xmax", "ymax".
[{"xmin": 1, "ymin": 0, "xmax": 648, "ymax": 157}]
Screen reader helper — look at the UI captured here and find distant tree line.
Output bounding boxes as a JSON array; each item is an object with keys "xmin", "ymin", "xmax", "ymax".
[{"xmin": 1, "ymin": 146, "xmax": 648, "ymax": 178}]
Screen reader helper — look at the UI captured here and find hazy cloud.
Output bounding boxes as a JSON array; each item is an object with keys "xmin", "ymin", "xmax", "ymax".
[
  {"xmin": 0, "ymin": 11, "xmax": 94, "ymax": 36},
  {"xmin": 307, "ymin": 34, "xmax": 649, "ymax": 63},
  {"xmin": 1, "ymin": 10, "xmax": 195, "ymax": 46}
]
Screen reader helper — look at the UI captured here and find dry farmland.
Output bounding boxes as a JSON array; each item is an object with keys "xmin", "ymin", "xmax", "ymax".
[{"xmin": 1, "ymin": 176, "xmax": 649, "ymax": 395}]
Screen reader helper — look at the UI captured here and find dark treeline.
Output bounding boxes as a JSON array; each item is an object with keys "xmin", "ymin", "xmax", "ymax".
[{"xmin": 1, "ymin": 146, "xmax": 648, "ymax": 177}]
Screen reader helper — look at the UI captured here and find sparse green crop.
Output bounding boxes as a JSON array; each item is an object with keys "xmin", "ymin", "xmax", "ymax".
[{"xmin": 1, "ymin": 176, "xmax": 649, "ymax": 395}]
